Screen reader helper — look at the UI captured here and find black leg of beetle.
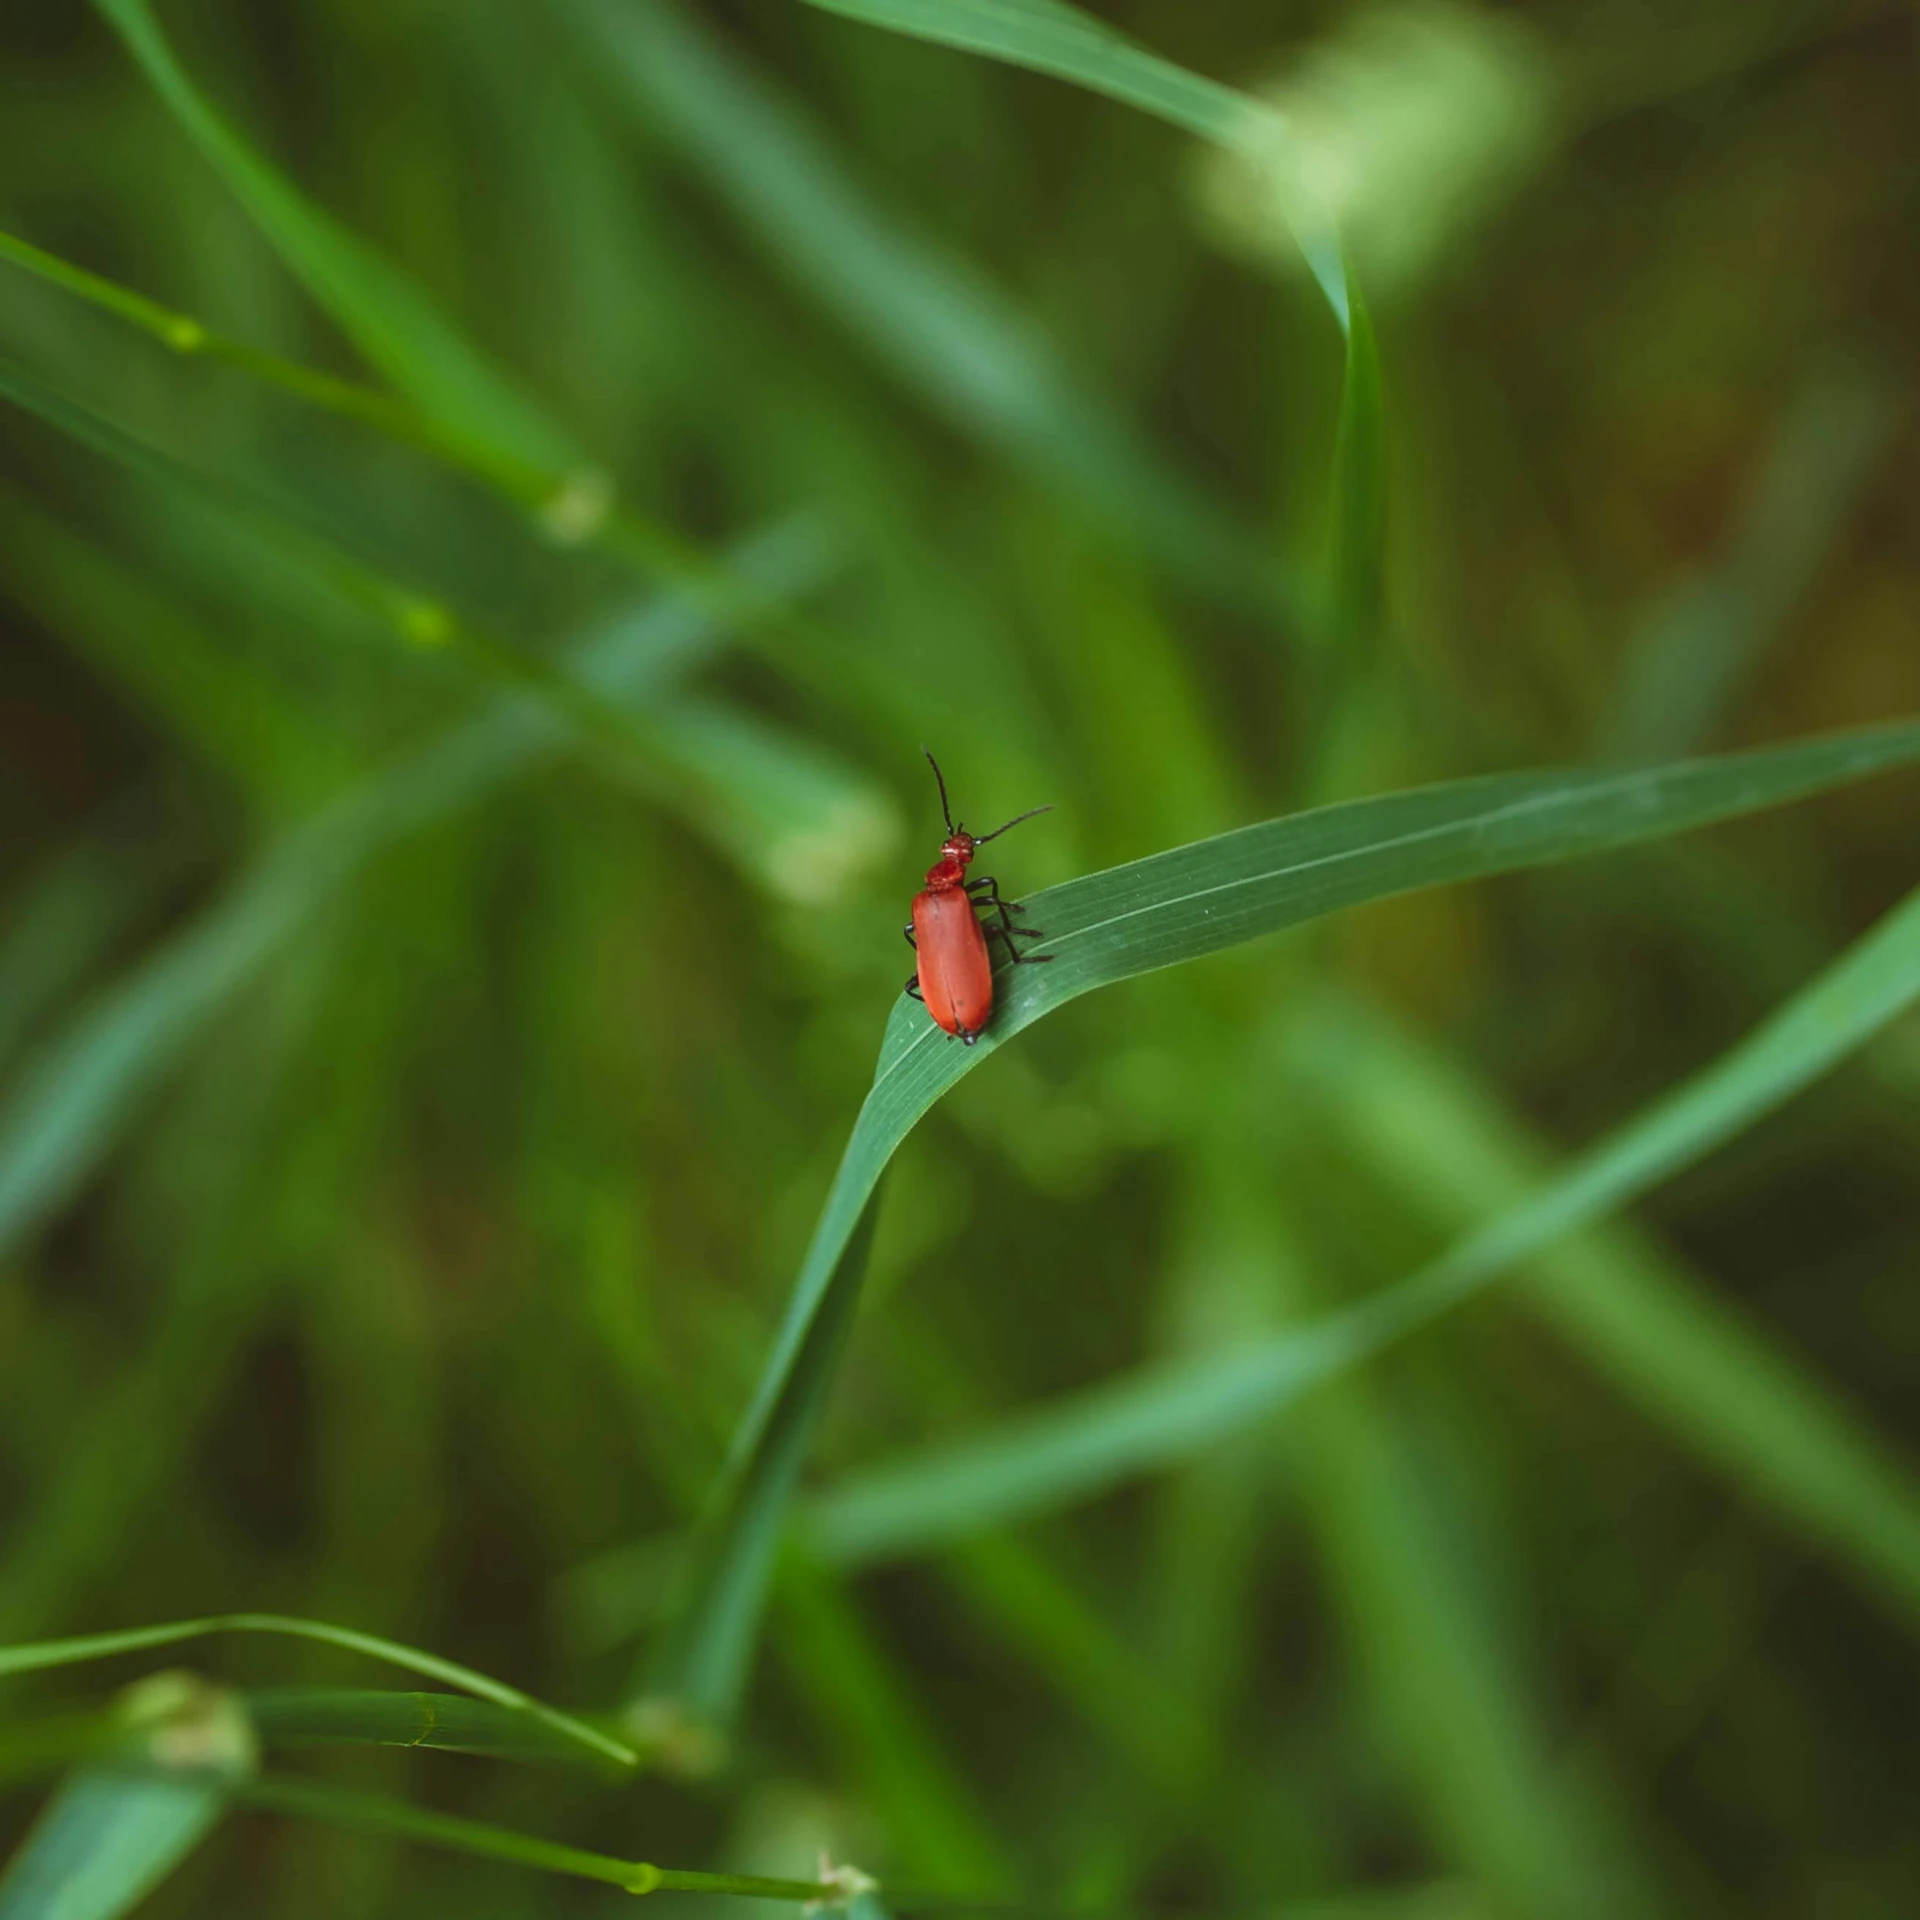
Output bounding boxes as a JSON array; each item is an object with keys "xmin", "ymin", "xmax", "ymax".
[
  {"xmin": 902, "ymin": 923, "xmax": 916, "ymax": 947},
  {"xmin": 904, "ymin": 975, "xmax": 923, "ymax": 1001},
  {"xmin": 969, "ymin": 874, "xmax": 1048, "ymax": 960},
  {"xmin": 985, "ymin": 913, "xmax": 1053, "ymax": 966},
  {"xmin": 965, "ymin": 875, "xmax": 1027, "ymax": 913}
]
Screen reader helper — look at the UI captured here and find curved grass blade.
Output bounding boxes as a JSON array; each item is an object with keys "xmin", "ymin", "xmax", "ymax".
[
  {"xmin": 1288, "ymin": 992, "xmax": 1920, "ymax": 1631},
  {"xmin": 0, "ymin": 1615, "xmax": 633, "ymax": 1770},
  {"xmin": 794, "ymin": 0, "xmax": 1345, "ymax": 313},
  {"xmin": 805, "ymin": 877, "xmax": 1920, "ymax": 1563},
  {"xmin": 0, "ymin": 353, "xmax": 677, "ymax": 766},
  {"xmin": 0, "ymin": 523, "xmax": 832, "ymax": 1263},
  {"xmin": 231, "ymin": 1775, "xmax": 833, "ymax": 1900},
  {"xmin": 0, "ymin": 226, "xmax": 837, "ymax": 659},
  {"xmin": 565, "ymin": 0, "xmax": 1305, "ymax": 619},
  {"xmin": 0, "ymin": 1771, "xmax": 221, "ymax": 1920},
  {"xmin": 90, "ymin": 0, "xmax": 577, "ymax": 474},
  {"xmin": 646, "ymin": 719, "xmax": 1920, "ymax": 1716},
  {"xmin": 640, "ymin": 1204, "xmax": 880, "ymax": 1729}
]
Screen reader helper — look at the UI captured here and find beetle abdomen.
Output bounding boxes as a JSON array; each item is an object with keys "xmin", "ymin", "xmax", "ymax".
[{"xmin": 912, "ymin": 888, "xmax": 993, "ymax": 1040}]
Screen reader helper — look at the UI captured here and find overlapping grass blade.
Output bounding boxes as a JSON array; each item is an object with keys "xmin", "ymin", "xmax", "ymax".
[
  {"xmin": 0, "ymin": 1770, "xmax": 222, "ymax": 1920},
  {"xmin": 645, "ymin": 719, "xmax": 1920, "ymax": 1715},
  {"xmin": 805, "ymin": 876, "xmax": 1920, "ymax": 1562},
  {"xmin": 1289, "ymin": 993, "xmax": 1920, "ymax": 1626},
  {"xmin": 0, "ymin": 353, "xmax": 697, "ymax": 767},
  {"xmin": 642, "ymin": 1205, "xmax": 879, "ymax": 1728},
  {"xmin": 793, "ymin": 0, "xmax": 1345, "ymax": 314},
  {"xmin": 0, "ymin": 524, "xmax": 834, "ymax": 1262},
  {"xmin": 565, "ymin": 0, "xmax": 1302, "ymax": 616},
  {"xmin": 0, "ymin": 1615, "xmax": 632, "ymax": 1769},
  {"xmin": 90, "ymin": 0, "xmax": 578, "ymax": 473}
]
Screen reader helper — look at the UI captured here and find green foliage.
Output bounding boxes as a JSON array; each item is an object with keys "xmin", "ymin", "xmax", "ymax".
[{"xmin": 3, "ymin": 0, "xmax": 1917, "ymax": 1914}]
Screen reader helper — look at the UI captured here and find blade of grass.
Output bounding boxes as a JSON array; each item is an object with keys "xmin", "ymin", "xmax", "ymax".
[
  {"xmin": 0, "ymin": 224, "xmax": 847, "ymax": 661},
  {"xmin": 1287, "ymin": 991, "xmax": 1920, "ymax": 1629},
  {"xmin": 89, "ymin": 0, "xmax": 579, "ymax": 473},
  {"xmin": 231, "ymin": 1774, "xmax": 834, "ymax": 1899},
  {"xmin": 801, "ymin": 871, "xmax": 1920, "ymax": 1562},
  {"xmin": 565, "ymin": 0, "xmax": 1307, "ymax": 619},
  {"xmin": 0, "ymin": 352, "xmax": 715, "ymax": 773},
  {"xmin": 646, "ymin": 720, "xmax": 1920, "ymax": 1717},
  {"xmin": 0, "ymin": 522, "xmax": 833, "ymax": 1262},
  {"xmin": 0, "ymin": 1771, "xmax": 222, "ymax": 1920},
  {"xmin": 0, "ymin": 1615, "xmax": 632, "ymax": 1770},
  {"xmin": 640, "ymin": 1204, "xmax": 880, "ymax": 1729}
]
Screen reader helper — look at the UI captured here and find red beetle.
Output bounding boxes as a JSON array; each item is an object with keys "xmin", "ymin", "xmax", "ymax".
[{"xmin": 905, "ymin": 751, "xmax": 1052, "ymax": 1044}]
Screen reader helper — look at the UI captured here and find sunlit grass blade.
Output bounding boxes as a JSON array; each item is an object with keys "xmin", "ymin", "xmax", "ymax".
[
  {"xmin": 793, "ymin": 0, "xmax": 1345, "ymax": 313},
  {"xmin": 0, "ymin": 1615, "xmax": 633, "ymax": 1770},
  {"xmin": 565, "ymin": 0, "xmax": 1304, "ymax": 617},
  {"xmin": 0, "ymin": 1771, "xmax": 222, "ymax": 1920},
  {"xmin": 1289, "ymin": 992, "xmax": 1920, "ymax": 1629},
  {"xmin": 646, "ymin": 719, "xmax": 1920, "ymax": 1710},
  {"xmin": 90, "ymin": 0, "xmax": 579, "ymax": 473},
  {"xmin": 0, "ymin": 525, "xmax": 834, "ymax": 1263},
  {"xmin": 803, "ymin": 877, "xmax": 1920, "ymax": 1563},
  {"xmin": 243, "ymin": 1690, "xmax": 622, "ymax": 1769}
]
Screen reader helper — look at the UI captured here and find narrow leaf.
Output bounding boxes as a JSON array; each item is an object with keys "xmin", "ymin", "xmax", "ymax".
[
  {"xmin": 0, "ymin": 1615, "xmax": 634, "ymax": 1770},
  {"xmin": 0, "ymin": 525, "xmax": 830, "ymax": 1262},
  {"xmin": 91, "ymin": 0, "xmax": 579, "ymax": 472},
  {"xmin": 1290, "ymin": 993, "xmax": 1920, "ymax": 1627},
  {"xmin": 651, "ymin": 720, "xmax": 1920, "ymax": 1704},
  {"xmin": 0, "ymin": 1773, "xmax": 220, "ymax": 1920},
  {"xmin": 793, "ymin": 0, "xmax": 1345, "ymax": 313},
  {"xmin": 805, "ymin": 878, "xmax": 1920, "ymax": 1561}
]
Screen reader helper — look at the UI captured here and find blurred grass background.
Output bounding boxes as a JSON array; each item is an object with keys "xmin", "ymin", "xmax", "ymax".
[{"xmin": 3, "ymin": 0, "xmax": 1920, "ymax": 1915}]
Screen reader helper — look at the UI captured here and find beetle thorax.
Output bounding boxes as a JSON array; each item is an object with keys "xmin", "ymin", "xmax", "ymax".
[{"xmin": 924, "ymin": 832, "xmax": 976, "ymax": 890}]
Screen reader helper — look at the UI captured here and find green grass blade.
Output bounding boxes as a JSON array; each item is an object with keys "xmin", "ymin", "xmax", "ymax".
[
  {"xmin": 0, "ymin": 525, "xmax": 832, "ymax": 1263},
  {"xmin": 648, "ymin": 720, "xmax": 1920, "ymax": 1706},
  {"xmin": 230, "ymin": 1776, "xmax": 833, "ymax": 1900},
  {"xmin": 793, "ymin": 0, "xmax": 1345, "ymax": 313},
  {"xmin": 0, "ymin": 1772, "xmax": 221, "ymax": 1920},
  {"xmin": 1290, "ymin": 993, "xmax": 1920, "ymax": 1627},
  {"xmin": 641, "ymin": 1205, "xmax": 880, "ymax": 1728},
  {"xmin": 801, "ymin": 871, "xmax": 1920, "ymax": 1562},
  {"xmin": 0, "ymin": 352, "xmax": 707, "ymax": 772},
  {"xmin": 566, "ymin": 0, "xmax": 1304, "ymax": 615},
  {"xmin": 90, "ymin": 0, "xmax": 580, "ymax": 473},
  {"xmin": 0, "ymin": 1615, "xmax": 633, "ymax": 1770}
]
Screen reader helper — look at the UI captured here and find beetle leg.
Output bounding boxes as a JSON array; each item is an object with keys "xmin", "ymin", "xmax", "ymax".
[
  {"xmin": 904, "ymin": 975, "xmax": 923, "ymax": 1000},
  {"xmin": 983, "ymin": 906, "xmax": 1053, "ymax": 966},
  {"xmin": 965, "ymin": 874, "xmax": 1027, "ymax": 912},
  {"xmin": 902, "ymin": 923, "xmax": 917, "ymax": 947}
]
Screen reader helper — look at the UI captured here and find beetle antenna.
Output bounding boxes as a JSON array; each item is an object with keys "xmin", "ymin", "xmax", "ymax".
[
  {"xmin": 922, "ymin": 747, "xmax": 956, "ymax": 835},
  {"xmin": 974, "ymin": 803, "xmax": 1053, "ymax": 843}
]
